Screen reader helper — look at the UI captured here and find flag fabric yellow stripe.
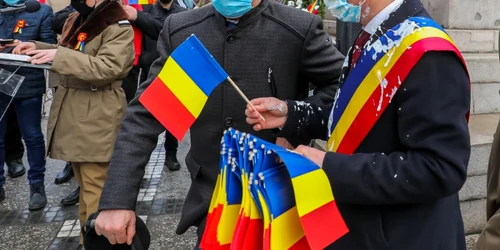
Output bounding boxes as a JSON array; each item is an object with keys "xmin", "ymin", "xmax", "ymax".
[
  {"xmin": 158, "ymin": 57, "xmax": 208, "ymax": 118},
  {"xmin": 327, "ymin": 27, "xmax": 454, "ymax": 151},
  {"xmin": 291, "ymin": 169, "xmax": 335, "ymax": 216},
  {"xmin": 271, "ymin": 206, "xmax": 306, "ymax": 249},
  {"xmin": 258, "ymin": 191, "xmax": 271, "ymax": 230}
]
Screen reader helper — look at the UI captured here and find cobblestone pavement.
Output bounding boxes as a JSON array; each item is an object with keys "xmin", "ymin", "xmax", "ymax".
[{"xmin": 0, "ymin": 118, "xmax": 197, "ymax": 250}]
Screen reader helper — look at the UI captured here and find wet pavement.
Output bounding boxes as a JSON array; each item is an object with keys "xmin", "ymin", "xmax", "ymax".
[{"xmin": 0, "ymin": 118, "xmax": 197, "ymax": 250}]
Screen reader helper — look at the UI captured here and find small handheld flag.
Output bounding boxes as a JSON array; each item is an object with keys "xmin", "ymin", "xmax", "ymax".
[
  {"xmin": 201, "ymin": 129, "xmax": 348, "ymax": 250},
  {"xmin": 139, "ymin": 34, "xmax": 264, "ymax": 141}
]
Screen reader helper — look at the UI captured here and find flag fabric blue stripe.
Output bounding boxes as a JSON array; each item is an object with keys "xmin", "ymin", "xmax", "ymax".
[
  {"xmin": 262, "ymin": 166, "xmax": 296, "ymax": 218},
  {"xmin": 329, "ymin": 17, "xmax": 445, "ymax": 134},
  {"xmin": 263, "ymin": 142, "xmax": 319, "ymax": 178},
  {"xmin": 170, "ymin": 35, "xmax": 228, "ymax": 96}
]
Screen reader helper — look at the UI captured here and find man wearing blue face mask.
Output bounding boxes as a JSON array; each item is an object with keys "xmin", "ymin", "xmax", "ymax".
[
  {"xmin": 0, "ymin": 0, "xmax": 56, "ymax": 210},
  {"xmin": 244, "ymin": 0, "xmax": 471, "ymax": 249},
  {"xmin": 94, "ymin": 0, "xmax": 345, "ymax": 247}
]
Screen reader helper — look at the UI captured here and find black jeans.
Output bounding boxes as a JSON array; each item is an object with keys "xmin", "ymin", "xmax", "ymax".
[{"xmin": 5, "ymin": 105, "xmax": 24, "ymax": 162}]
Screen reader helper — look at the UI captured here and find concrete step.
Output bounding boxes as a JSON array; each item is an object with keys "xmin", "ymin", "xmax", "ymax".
[
  {"xmin": 447, "ymin": 29, "xmax": 499, "ymax": 53},
  {"xmin": 471, "ymin": 82, "xmax": 500, "ymax": 115},
  {"xmin": 422, "ymin": 0, "xmax": 500, "ymax": 29},
  {"xmin": 466, "ymin": 234, "xmax": 479, "ymax": 250},
  {"xmin": 462, "ymin": 198, "xmax": 486, "ymax": 235},
  {"xmin": 463, "ymin": 53, "xmax": 500, "ymax": 83}
]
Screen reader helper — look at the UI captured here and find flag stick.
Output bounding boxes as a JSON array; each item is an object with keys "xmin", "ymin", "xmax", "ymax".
[{"xmin": 226, "ymin": 77, "xmax": 266, "ymax": 121}]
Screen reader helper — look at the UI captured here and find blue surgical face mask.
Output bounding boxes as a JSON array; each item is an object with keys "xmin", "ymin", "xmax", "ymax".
[
  {"xmin": 212, "ymin": 0, "xmax": 253, "ymax": 19},
  {"xmin": 324, "ymin": 0, "xmax": 366, "ymax": 23},
  {"xmin": 4, "ymin": 0, "xmax": 21, "ymax": 6}
]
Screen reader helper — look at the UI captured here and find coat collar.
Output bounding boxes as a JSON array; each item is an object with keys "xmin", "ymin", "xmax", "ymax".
[
  {"xmin": 369, "ymin": 0, "xmax": 430, "ymax": 45},
  {"xmin": 339, "ymin": 0, "xmax": 431, "ymax": 86},
  {"xmin": 59, "ymin": 0, "xmax": 129, "ymax": 49},
  {"xmin": 213, "ymin": 0, "xmax": 269, "ymax": 33}
]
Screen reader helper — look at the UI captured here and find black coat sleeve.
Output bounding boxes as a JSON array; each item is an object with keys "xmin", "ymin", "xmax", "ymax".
[
  {"xmin": 322, "ymin": 52, "xmax": 471, "ymax": 205},
  {"xmin": 98, "ymin": 15, "xmax": 174, "ymax": 211},
  {"xmin": 278, "ymin": 100, "xmax": 331, "ymax": 141},
  {"xmin": 282, "ymin": 15, "xmax": 344, "ymax": 146},
  {"xmin": 300, "ymin": 15, "xmax": 344, "ymax": 106},
  {"xmin": 52, "ymin": 6, "xmax": 73, "ymax": 35},
  {"xmin": 133, "ymin": 8, "xmax": 164, "ymax": 40}
]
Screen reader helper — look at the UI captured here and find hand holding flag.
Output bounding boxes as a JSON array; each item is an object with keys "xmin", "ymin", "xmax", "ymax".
[
  {"xmin": 245, "ymin": 97, "xmax": 288, "ymax": 131},
  {"xmin": 139, "ymin": 34, "xmax": 264, "ymax": 141}
]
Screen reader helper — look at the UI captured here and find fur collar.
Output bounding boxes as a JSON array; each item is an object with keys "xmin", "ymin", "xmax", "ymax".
[{"xmin": 59, "ymin": 0, "xmax": 129, "ymax": 49}]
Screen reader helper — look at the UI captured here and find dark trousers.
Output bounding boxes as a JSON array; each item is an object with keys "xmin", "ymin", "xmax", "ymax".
[
  {"xmin": 0, "ymin": 96, "xmax": 46, "ymax": 185},
  {"xmin": 5, "ymin": 105, "xmax": 24, "ymax": 162},
  {"xmin": 123, "ymin": 67, "xmax": 178, "ymax": 152}
]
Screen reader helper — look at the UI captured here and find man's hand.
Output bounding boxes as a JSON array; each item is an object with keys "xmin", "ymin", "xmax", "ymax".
[
  {"xmin": 25, "ymin": 49, "xmax": 57, "ymax": 64},
  {"xmin": 276, "ymin": 137, "xmax": 294, "ymax": 150},
  {"xmin": 123, "ymin": 5, "xmax": 138, "ymax": 21},
  {"xmin": 12, "ymin": 41, "xmax": 36, "ymax": 55},
  {"xmin": 0, "ymin": 39, "xmax": 20, "ymax": 52},
  {"xmin": 294, "ymin": 145, "xmax": 326, "ymax": 168},
  {"xmin": 245, "ymin": 97, "xmax": 288, "ymax": 131},
  {"xmin": 95, "ymin": 210, "xmax": 136, "ymax": 245}
]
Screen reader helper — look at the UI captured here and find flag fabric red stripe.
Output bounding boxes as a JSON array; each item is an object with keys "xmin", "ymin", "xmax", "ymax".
[
  {"xmin": 201, "ymin": 204, "xmax": 225, "ymax": 248},
  {"xmin": 138, "ymin": 78, "xmax": 195, "ymax": 140},
  {"xmin": 336, "ymin": 37, "xmax": 461, "ymax": 154},
  {"xmin": 263, "ymin": 227, "xmax": 270, "ymax": 250},
  {"xmin": 231, "ymin": 214, "xmax": 249, "ymax": 248},
  {"xmin": 299, "ymin": 200, "xmax": 348, "ymax": 250},
  {"xmin": 288, "ymin": 236, "xmax": 309, "ymax": 250},
  {"xmin": 241, "ymin": 219, "xmax": 263, "ymax": 250}
]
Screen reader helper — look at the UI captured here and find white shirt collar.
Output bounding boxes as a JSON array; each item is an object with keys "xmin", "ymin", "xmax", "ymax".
[{"xmin": 363, "ymin": 0, "xmax": 404, "ymax": 35}]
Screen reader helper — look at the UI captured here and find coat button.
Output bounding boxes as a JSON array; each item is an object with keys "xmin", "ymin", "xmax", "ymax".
[
  {"xmin": 224, "ymin": 117, "xmax": 233, "ymax": 127},
  {"xmin": 226, "ymin": 34, "xmax": 235, "ymax": 43}
]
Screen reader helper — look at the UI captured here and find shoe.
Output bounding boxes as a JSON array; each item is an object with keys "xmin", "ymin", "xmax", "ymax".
[
  {"xmin": 6, "ymin": 159, "xmax": 26, "ymax": 178},
  {"xmin": 164, "ymin": 152, "xmax": 181, "ymax": 171},
  {"xmin": 0, "ymin": 185, "xmax": 4, "ymax": 202},
  {"xmin": 76, "ymin": 245, "xmax": 83, "ymax": 250},
  {"xmin": 55, "ymin": 162, "xmax": 74, "ymax": 184},
  {"xmin": 29, "ymin": 182, "xmax": 47, "ymax": 211},
  {"xmin": 61, "ymin": 186, "xmax": 80, "ymax": 206}
]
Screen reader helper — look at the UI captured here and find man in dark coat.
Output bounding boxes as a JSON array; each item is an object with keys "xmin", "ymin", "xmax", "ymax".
[
  {"xmin": 245, "ymin": 0, "xmax": 471, "ymax": 249},
  {"xmin": 94, "ymin": 0, "xmax": 345, "ymax": 247}
]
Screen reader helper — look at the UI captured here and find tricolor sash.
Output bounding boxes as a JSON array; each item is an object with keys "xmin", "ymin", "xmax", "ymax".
[{"xmin": 326, "ymin": 17, "xmax": 468, "ymax": 154}]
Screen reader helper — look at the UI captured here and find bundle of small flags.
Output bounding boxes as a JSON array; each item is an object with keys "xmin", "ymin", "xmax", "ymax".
[{"xmin": 200, "ymin": 128, "xmax": 349, "ymax": 250}]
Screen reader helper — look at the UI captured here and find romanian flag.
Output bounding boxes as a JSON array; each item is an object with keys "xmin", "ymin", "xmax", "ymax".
[
  {"xmin": 201, "ymin": 129, "xmax": 348, "ymax": 250},
  {"xmin": 139, "ymin": 35, "xmax": 228, "ymax": 141}
]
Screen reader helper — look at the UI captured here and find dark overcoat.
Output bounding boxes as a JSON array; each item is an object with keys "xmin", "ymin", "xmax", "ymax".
[{"xmin": 98, "ymin": 0, "xmax": 345, "ymax": 236}]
